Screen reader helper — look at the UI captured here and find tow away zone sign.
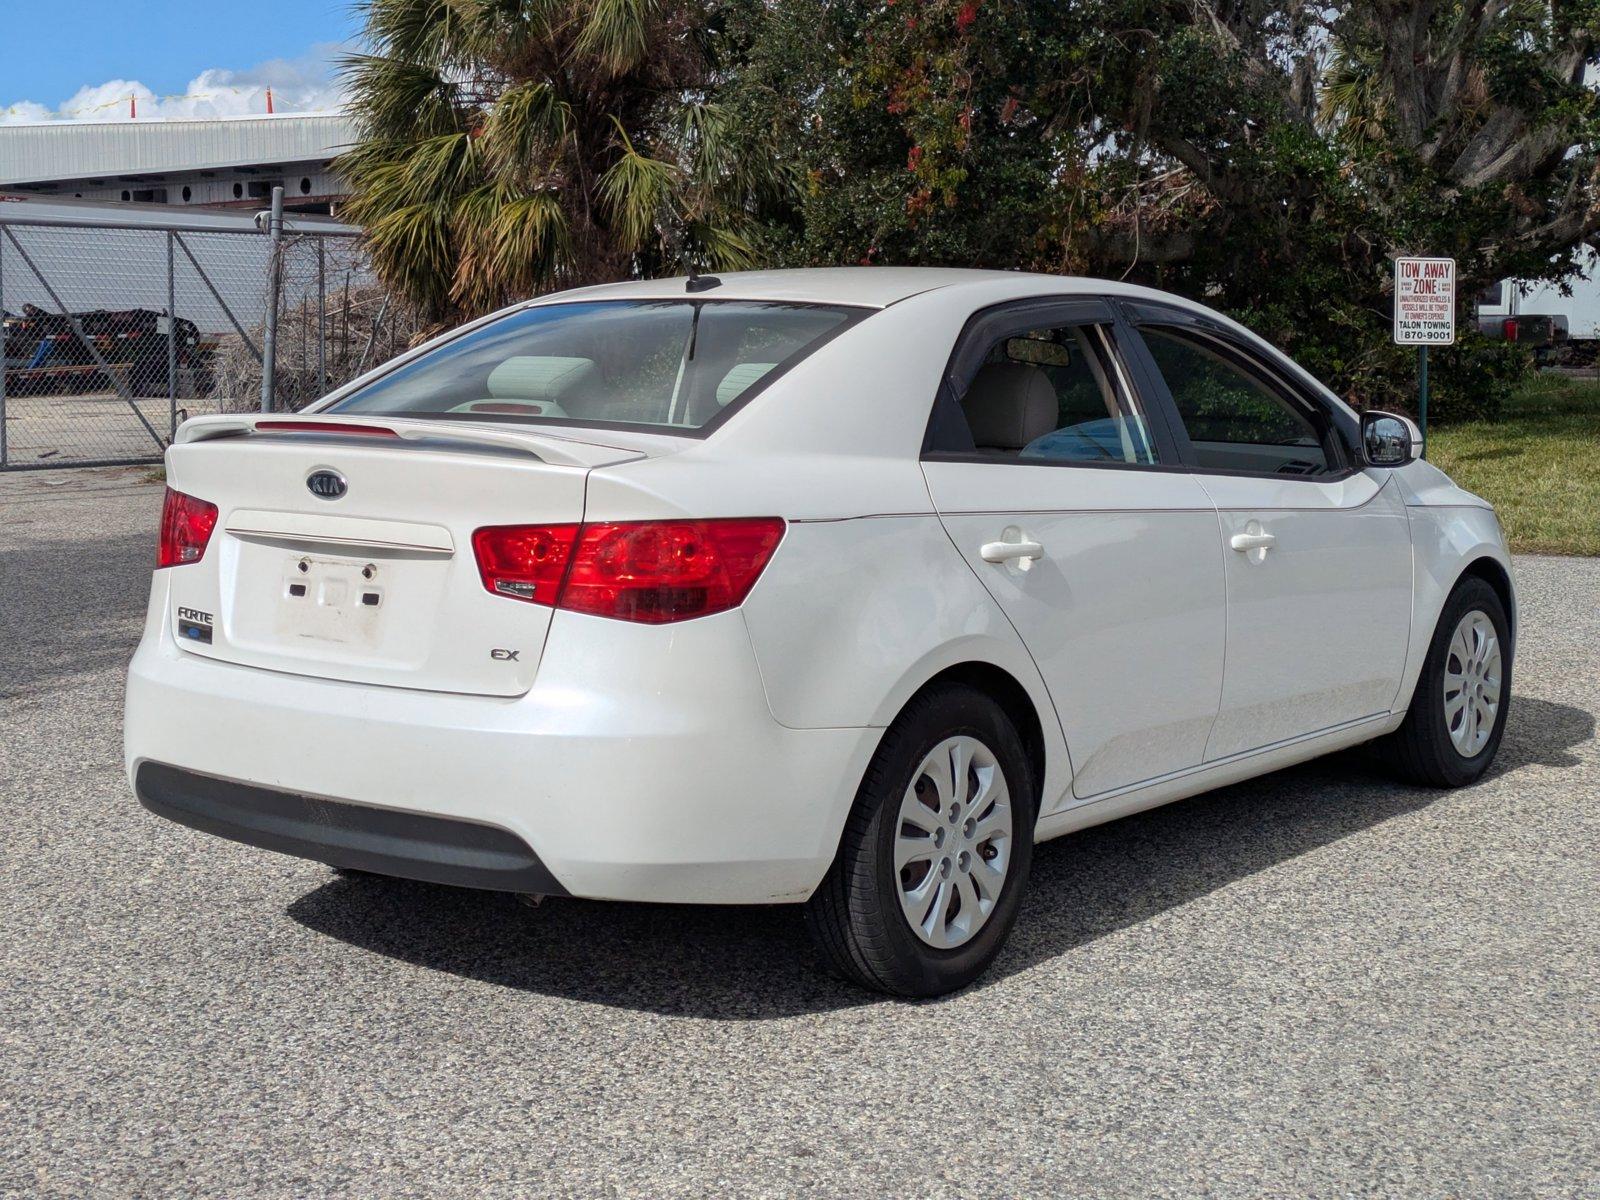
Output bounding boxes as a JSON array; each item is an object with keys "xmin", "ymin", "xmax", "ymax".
[{"xmin": 1394, "ymin": 256, "xmax": 1456, "ymax": 345}]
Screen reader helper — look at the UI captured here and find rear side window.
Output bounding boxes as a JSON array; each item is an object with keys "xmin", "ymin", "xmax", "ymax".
[
  {"xmin": 956, "ymin": 322, "xmax": 1160, "ymax": 465},
  {"xmin": 328, "ymin": 300, "xmax": 865, "ymax": 433}
]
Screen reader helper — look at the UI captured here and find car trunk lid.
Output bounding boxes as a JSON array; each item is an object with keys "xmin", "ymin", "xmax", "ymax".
[{"xmin": 162, "ymin": 414, "xmax": 652, "ymax": 696}]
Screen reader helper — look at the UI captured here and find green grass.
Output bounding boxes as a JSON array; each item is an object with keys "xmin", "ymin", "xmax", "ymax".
[{"xmin": 1429, "ymin": 373, "xmax": 1600, "ymax": 556}]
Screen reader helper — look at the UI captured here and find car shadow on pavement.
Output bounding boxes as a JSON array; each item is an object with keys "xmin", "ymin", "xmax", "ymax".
[{"xmin": 287, "ymin": 695, "xmax": 1593, "ymax": 1019}]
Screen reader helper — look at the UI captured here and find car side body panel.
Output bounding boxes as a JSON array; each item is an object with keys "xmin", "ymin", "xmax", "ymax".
[
  {"xmin": 737, "ymin": 514, "xmax": 1075, "ymax": 815},
  {"xmin": 582, "ymin": 447, "xmax": 1076, "ymax": 818},
  {"xmin": 1196, "ymin": 471, "xmax": 1415, "ymax": 759},
  {"xmin": 922, "ymin": 461, "xmax": 1227, "ymax": 801},
  {"xmin": 581, "ymin": 276, "xmax": 1514, "ymax": 832},
  {"xmin": 1392, "ymin": 475, "xmax": 1515, "ymax": 716}
]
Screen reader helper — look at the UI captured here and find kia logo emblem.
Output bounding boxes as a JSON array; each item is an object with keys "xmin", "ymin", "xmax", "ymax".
[{"xmin": 306, "ymin": 470, "xmax": 347, "ymax": 500}]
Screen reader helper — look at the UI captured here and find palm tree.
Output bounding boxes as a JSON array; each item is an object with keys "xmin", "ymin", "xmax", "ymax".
[
  {"xmin": 338, "ymin": 0, "xmax": 790, "ymax": 320},
  {"xmin": 1316, "ymin": 46, "xmax": 1389, "ymax": 145}
]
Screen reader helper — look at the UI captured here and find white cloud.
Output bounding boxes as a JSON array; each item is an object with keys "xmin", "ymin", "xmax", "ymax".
[
  {"xmin": 49, "ymin": 79, "xmax": 159, "ymax": 122},
  {"xmin": 1, "ymin": 100, "xmax": 54, "ymax": 124},
  {"xmin": 0, "ymin": 46, "xmax": 347, "ymax": 125}
]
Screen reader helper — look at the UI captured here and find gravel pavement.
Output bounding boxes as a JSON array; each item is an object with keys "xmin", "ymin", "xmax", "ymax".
[{"xmin": 2, "ymin": 467, "xmax": 1597, "ymax": 1198}]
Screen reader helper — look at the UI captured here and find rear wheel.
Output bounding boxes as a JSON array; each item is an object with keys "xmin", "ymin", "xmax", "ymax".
[
  {"xmin": 805, "ymin": 683, "xmax": 1036, "ymax": 997},
  {"xmin": 1379, "ymin": 576, "xmax": 1512, "ymax": 787}
]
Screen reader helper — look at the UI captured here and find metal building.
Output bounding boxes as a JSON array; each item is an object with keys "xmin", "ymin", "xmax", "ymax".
[{"xmin": 0, "ymin": 113, "xmax": 357, "ymax": 214}]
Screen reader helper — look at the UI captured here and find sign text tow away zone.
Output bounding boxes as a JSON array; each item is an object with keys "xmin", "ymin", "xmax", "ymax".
[{"xmin": 1394, "ymin": 256, "xmax": 1457, "ymax": 345}]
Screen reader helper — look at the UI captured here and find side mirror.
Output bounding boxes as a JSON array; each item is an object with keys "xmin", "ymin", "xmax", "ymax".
[{"xmin": 1362, "ymin": 410, "xmax": 1421, "ymax": 467}]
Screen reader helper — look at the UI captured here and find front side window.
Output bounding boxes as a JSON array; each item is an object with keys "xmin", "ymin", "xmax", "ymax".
[
  {"xmin": 329, "ymin": 300, "xmax": 863, "ymax": 432},
  {"xmin": 956, "ymin": 323, "xmax": 1159, "ymax": 465},
  {"xmin": 1141, "ymin": 327, "xmax": 1331, "ymax": 476}
]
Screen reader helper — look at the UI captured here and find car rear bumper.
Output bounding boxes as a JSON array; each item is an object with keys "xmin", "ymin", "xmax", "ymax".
[
  {"xmin": 124, "ymin": 585, "xmax": 879, "ymax": 904},
  {"xmin": 135, "ymin": 761, "xmax": 570, "ymax": 894}
]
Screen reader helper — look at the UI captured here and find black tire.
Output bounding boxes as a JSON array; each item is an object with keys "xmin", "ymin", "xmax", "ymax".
[
  {"xmin": 804, "ymin": 683, "xmax": 1036, "ymax": 998},
  {"xmin": 1378, "ymin": 575, "xmax": 1512, "ymax": 787}
]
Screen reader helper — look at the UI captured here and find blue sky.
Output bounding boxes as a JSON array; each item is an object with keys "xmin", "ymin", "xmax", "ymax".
[{"xmin": 2, "ymin": 0, "xmax": 358, "ymax": 121}]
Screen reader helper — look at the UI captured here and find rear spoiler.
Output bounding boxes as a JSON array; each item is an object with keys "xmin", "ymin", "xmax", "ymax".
[{"xmin": 175, "ymin": 413, "xmax": 646, "ymax": 470}]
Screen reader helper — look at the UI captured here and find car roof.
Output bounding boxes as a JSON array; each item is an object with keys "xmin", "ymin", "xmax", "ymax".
[
  {"xmin": 532, "ymin": 267, "xmax": 1174, "ymax": 310},
  {"xmin": 532, "ymin": 267, "xmax": 1357, "ymax": 437}
]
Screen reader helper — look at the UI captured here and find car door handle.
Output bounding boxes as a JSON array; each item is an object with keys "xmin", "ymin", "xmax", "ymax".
[
  {"xmin": 980, "ymin": 539, "xmax": 1045, "ymax": 563},
  {"xmin": 1230, "ymin": 532, "xmax": 1277, "ymax": 553}
]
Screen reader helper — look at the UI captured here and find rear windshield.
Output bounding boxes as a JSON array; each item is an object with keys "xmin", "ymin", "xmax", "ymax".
[{"xmin": 326, "ymin": 299, "xmax": 866, "ymax": 433}]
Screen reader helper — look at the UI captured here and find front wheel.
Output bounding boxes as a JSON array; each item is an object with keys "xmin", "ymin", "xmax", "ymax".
[
  {"xmin": 1379, "ymin": 575, "xmax": 1512, "ymax": 787},
  {"xmin": 805, "ymin": 683, "xmax": 1036, "ymax": 997}
]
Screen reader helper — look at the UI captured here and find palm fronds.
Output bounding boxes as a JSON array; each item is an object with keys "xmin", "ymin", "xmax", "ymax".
[
  {"xmin": 1318, "ymin": 47, "xmax": 1388, "ymax": 144},
  {"xmin": 573, "ymin": 0, "xmax": 657, "ymax": 75},
  {"xmin": 483, "ymin": 82, "xmax": 573, "ymax": 179},
  {"xmin": 598, "ymin": 119, "xmax": 686, "ymax": 249},
  {"xmin": 338, "ymin": 0, "xmax": 793, "ymax": 318}
]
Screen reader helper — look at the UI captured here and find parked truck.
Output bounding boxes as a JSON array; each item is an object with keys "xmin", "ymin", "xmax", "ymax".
[
  {"xmin": 1476, "ymin": 247, "xmax": 1600, "ymax": 364},
  {"xmin": 1, "ymin": 303, "xmax": 210, "ymax": 396}
]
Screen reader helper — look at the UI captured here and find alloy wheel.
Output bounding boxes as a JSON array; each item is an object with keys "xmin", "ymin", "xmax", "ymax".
[
  {"xmin": 1443, "ymin": 609, "xmax": 1502, "ymax": 757},
  {"xmin": 894, "ymin": 735, "xmax": 1013, "ymax": 949}
]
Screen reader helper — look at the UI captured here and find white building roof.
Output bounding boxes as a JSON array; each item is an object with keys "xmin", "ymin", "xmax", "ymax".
[{"xmin": 0, "ymin": 113, "xmax": 358, "ymax": 187}]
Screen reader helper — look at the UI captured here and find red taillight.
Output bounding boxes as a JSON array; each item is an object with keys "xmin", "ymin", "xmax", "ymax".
[
  {"xmin": 157, "ymin": 487, "xmax": 218, "ymax": 568},
  {"xmin": 565, "ymin": 519, "xmax": 787, "ymax": 623},
  {"xmin": 1503, "ymin": 318, "xmax": 1519, "ymax": 342},
  {"xmin": 472, "ymin": 518, "xmax": 785, "ymax": 623},
  {"xmin": 471, "ymin": 523, "xmax": 580, "ymax": 606}
]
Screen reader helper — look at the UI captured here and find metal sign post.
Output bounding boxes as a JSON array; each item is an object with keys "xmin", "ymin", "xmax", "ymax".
[
  {"xmin": 1394, "ymin": 256, "xmax": 1456, "ymax": 457},
  {"xmin": 1417, "ymin": 343, "xmax": 1429, "ymax": 453}
]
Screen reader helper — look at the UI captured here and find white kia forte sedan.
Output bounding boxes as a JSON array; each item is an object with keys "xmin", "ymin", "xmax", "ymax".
[{"xmin": 126, "ymin": 268, "xmax": 1514, "ymax": 996}]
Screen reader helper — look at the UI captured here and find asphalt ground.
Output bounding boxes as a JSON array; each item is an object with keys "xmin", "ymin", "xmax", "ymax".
[{"xmin": 2, "ymin": 466, "xmax": 1597, "ymax": 1198}]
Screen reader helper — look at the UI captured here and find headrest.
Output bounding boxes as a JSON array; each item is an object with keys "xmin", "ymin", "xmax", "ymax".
[
  {"xmin": 716, "ymin": 362, "xmax": 777, "ymax": 407},
  {"xmin": 487, "ymin": 356, "xmax": 596, "ymax": 401},
  {"xmin": 962, "ymin": 362, "xmax": 1057, "ymax": 450}
]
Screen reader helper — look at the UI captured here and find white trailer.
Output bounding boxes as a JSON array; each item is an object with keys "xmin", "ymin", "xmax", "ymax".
[{"xmin": 1476, "ymin": 247, "xmax": 1600, "ymax": 359}]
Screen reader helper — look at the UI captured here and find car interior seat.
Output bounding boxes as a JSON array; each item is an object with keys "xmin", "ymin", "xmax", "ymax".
[{"xmin": 961, "ymin": 362, "xmax": 1058, "ymax": 452}]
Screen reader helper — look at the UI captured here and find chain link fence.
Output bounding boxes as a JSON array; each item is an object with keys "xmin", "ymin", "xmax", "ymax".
[
  {"xmin": 0, "ymin": 203, "xmax": 419, "ymax": 470},
  {"xmin": 212, "ymin": 229, "xmax": 425, "ymax": 414}
]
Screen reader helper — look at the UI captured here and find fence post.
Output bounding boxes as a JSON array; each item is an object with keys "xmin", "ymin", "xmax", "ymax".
[
  {"xmin": 166, "ymin": 231, "xmax": 178, "ymax": 441},
  {"xmin": 259, "ymin": 186, "xmax": 285, "ymax": 413}
]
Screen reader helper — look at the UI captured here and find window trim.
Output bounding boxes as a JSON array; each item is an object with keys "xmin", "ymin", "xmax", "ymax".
[
  {"xmin": 325, "ymin": 298, "xmax": 876, "ymax": 440},
  {"xmin": 921, "ymin": 296, "xmax": 1183, "ymax": 471},
  {"xmin": 1118, "ymin": 305, "xmax": 1359, "ymax": 482}
]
